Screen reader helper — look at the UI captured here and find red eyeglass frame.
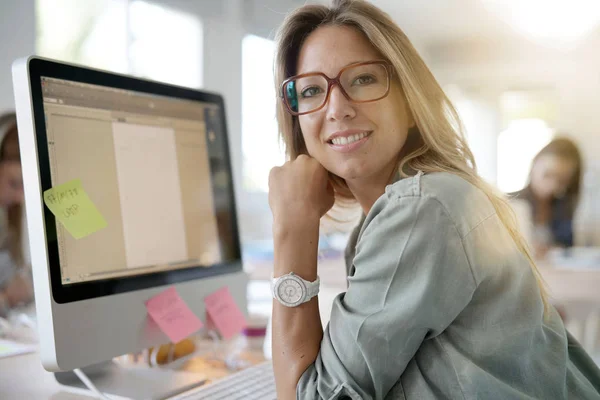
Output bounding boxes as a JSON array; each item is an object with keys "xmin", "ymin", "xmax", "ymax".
[{"xmin": 280, "ymin": 60, "xmax": 393, "ymax": 116}]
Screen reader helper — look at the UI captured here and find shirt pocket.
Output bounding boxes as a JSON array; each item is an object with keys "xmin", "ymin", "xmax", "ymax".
[{"xmin": 327, "ymin": 384, "xmax": 364, "ymax": 400}]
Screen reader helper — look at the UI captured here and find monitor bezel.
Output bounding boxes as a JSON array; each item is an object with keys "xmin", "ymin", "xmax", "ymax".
[{"xmin": 28, "ymin": 57, "xmax": 243, "ymax": 304}]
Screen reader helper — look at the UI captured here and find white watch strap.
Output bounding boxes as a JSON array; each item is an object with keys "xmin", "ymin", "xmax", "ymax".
[
  {"xmin": 271, "ymin": 273, "xmax": 320, "ymax": 302},
  {"xmin": 305, "ymin": 275, "xmax": 320, "ymax": 299}
]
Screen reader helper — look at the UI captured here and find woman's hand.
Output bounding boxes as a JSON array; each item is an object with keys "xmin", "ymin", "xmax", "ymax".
[{"xmin": 268, "ymin": 154, "xmax": 334, "ymax": 230}]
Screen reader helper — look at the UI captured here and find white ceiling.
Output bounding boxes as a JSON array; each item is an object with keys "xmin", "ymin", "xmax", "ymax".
[
  {"xmin": 369, "ymin": 0, "xmax": 517, "ymax": 45},
  {"xmin": 370, "ymin": 0, "xmax": 600, "ymax": 50}
]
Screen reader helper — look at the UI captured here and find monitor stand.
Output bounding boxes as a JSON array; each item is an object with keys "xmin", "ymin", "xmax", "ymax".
[{"xmin": 54, "ymin": 360, "xmax": 207, "ymax": 400}]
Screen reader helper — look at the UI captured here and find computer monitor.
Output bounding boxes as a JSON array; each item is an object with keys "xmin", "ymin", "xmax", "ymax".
[{"xmin": 12, "ymin": 57, "xmax": 248, "ymax": 373}]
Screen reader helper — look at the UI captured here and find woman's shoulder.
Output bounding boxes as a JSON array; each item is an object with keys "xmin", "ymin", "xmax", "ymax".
[{"xmin": 381, "ymin": 171, "xmax": 497, "ymax": 238}]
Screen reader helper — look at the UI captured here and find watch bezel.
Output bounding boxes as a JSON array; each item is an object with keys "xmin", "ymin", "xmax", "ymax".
[{"xmin": 274, "ymin": 274, "xmax": 307, "ymax": 307}]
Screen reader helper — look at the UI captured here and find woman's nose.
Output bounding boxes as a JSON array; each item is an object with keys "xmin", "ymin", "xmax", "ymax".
[{"xmin": 325, "ymin": 85, "xmax": 356, "ymax": 121}]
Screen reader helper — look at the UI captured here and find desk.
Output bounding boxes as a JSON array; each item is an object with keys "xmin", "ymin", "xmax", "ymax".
[
  {"xmin": 538, "ymin": 263, "xmax": 600, "ymax": 356},
  {"xmin": 0, "ymin": 339, "xmax": 266, "ymax": 400},
  {"xmin": 538, "ymin": 263, "xmax": 600, "ymax": 304},
  {"xmin": 0, "ymin": 352, "xmax": 97, "ymax": 400}
]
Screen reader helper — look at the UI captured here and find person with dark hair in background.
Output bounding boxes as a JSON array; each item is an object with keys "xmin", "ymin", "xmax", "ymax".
[
  {"xmin": 513, "ymin": 137, "xmax": 583, "ymax": 258},
  {"xmin": 0, "ymin": 112, "xmax": 32, "ymax": 317}
]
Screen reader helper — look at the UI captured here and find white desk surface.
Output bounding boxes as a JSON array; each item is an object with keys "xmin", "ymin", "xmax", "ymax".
[{"xmin": 0, "ymin": 352, "xmax": 95, "ymax": 400}]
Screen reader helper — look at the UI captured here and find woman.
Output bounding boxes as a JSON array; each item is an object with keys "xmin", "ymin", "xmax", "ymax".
[
  {"xmin": 513, "ymin": 138, "xmax": 583, "ymax": 257},
  {"xmin": 0, "ymin": 112, "xmax": 32, "ymax": 316},
  {"xmin": 267, "ymin": 1, "xmax": 600, "ymax": 399}
]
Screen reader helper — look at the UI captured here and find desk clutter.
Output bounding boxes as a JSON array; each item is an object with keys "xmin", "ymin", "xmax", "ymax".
[
  {"xmin": 99, "ymin": 285, "xmax": 271, "ymax": 374},
  {"xmin": 546, "ymin": 247, "xmax": 600, "ymax": 269},
  {"xmin": 144, "ymin": 285, "xmax": 249, "ymax": 344}
]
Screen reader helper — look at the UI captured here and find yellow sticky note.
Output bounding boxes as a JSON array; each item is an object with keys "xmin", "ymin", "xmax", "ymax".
[{"xmin": 43, "ymin": 179, "xmax": 107, "ymax": 239}]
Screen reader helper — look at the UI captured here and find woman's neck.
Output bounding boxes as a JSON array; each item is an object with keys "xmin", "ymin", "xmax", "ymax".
[
  {"xmin": 532, "ymin": 195, "xmax": 552, "ymax": 225},
  {"xmin": 346, "ymin": 163, "xmax": 399, "ymax": 215}
]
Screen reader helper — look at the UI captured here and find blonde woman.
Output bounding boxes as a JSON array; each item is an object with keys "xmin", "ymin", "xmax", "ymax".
[{"xmin": 267, "ymin": 1, "xmax": 600, "ymax": 399}]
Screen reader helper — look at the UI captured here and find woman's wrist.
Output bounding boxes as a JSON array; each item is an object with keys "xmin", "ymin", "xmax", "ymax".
[
  {"xmin": 273, "ymin": 216, "xmax": 320, "ymax": 280},
  {"xmin": 272, "ymin": 212, "xmax": 320, "ymax": 240}
]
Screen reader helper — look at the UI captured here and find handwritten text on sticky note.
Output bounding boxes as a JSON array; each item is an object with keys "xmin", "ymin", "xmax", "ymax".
[
  {"xmin": 145, "ymin": 287, "xmax": 203, "ymax": 343},
  {"xmin": 204, "ymin": 287, "xmax": 247, "ymax": 340},
  {"xmin": 43, "ymin": 179, "xmax": 107, "ymax": 239}
]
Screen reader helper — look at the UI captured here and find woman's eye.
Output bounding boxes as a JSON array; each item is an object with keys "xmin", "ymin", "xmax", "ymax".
[
  {"xmin": 353, "ymin": 75, "xmax": 376, "ymax": 85},
  {"xmin": 300, "ymin": 86, "xmax": 323, "ymax": 98}
]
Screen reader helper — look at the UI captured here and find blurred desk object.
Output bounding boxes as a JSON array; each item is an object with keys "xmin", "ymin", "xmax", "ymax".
[
  {"xmin": 0, "ymin": 336, "xmax": 266, "ymax": 400},
  {"xmin": 538, "ymin": 247, "xmax": 600, "ymax": 358},
  {"xmin": 0, "ymin": 352, "xmax": 99, "ymax": 400}
]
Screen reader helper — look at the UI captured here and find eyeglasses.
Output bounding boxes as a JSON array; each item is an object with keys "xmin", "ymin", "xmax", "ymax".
[{"xmin": 280, "ymin": 60, "xmax": 392, "ymax": 116}]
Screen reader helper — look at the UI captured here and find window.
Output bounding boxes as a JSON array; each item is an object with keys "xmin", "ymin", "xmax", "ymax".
[
  {"xmin": 241, "ymin": 35, "xmax": 286, "ymax": 192},
  {"xmin": 445, "ymin": 85, "xmax": 498, "ymax": 184},
  {"xmin": 36, "ymin": 0, "xmax": 202, "ymax": 88},
  {"xmin": 497, "ymin": 118, "xmax": 553, "ymax": 193},
  {"xmin": 496, "ymin": 90, "xmax": 557, "ymax": 193},
  {"xmin": 128, "ymin": 1, "xmax": 202, "ymax": 88}
]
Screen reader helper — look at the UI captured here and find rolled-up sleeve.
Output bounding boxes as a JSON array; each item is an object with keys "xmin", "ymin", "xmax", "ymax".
[{"xmin": 297, "ymin": 194, "xmax": 478, "ymax": 400}]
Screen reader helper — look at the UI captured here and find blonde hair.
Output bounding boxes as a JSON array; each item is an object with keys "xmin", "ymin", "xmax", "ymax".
[{"xmin": 274, "ymin": 0, "xmax": 549, "ymax": 312}]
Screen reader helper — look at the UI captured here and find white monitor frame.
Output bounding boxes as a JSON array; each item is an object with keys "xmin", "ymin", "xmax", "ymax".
[{"xmin": 12, "ymin": 56, "xmax": 248, "ymax": 372}]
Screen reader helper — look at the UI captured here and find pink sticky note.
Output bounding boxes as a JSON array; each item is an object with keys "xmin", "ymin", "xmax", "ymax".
[
  {"xmin": 204, "ymin": 287, "xmax": 247, "ymax": 340},
  {"xmin": 145, "ymin": 287, "xmax": 203, "ymax": 343}
]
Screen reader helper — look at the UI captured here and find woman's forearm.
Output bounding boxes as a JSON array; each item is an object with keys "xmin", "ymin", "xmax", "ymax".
[{"xmin": 272, "ymin": 217, "xmax": 323, "ymax": 400}]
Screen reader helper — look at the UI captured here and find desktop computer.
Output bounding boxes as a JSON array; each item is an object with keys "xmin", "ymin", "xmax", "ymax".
[{"xmin": 12, "ymin": 57, "xmax": 275, "ymax": 399}]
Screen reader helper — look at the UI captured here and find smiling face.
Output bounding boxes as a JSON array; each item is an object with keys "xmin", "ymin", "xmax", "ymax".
[{"xmin": 295, "ymin": 25, "xmax": 415, "ymax": 184}]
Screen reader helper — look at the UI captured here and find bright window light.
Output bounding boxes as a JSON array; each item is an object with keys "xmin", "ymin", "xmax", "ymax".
[
  {"xmin": 241, "ymin": 35, "xmax": 286, "ymax": 192},
  {"xmin": 484, "ymin": 0, "xmax": 600, "ymax": 47},
  {"xmin": 497, "ymin": 118, "xmax": 553, "ymax": 193},
  {"xmin": 36, "ymin": 0, "xmax": 128, "ymax": 73},
  {"xmin": 129, "ymin": 1, "xmax": 202, "ymax": 88},
  {"xmin": 36, "ymin": 0, "xmax": 202, "ymax": 88}
]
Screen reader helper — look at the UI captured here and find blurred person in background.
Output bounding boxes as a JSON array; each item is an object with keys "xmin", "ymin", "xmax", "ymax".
[
  {"xmin": 513, "ymin": 137, "xmax": 583, "ymax": 258},
  {"xmin": 0, "ymin": 112, "xmax": 32, "ymax": 317}
]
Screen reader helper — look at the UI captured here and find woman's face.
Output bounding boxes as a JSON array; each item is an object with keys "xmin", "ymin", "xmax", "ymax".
[
  {"xmin": 0, "ymin": 161, "xmax": 23, "ymax": 208},
  {"xmin": 295, "ymin": 25, "xmax": 414, "ymax": 184},
  {"xmin": 530, "ymin": 154, "xmax": 576, "ymax": 200}
]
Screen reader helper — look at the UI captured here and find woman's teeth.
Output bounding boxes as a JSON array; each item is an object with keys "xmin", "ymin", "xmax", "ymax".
[{"xmin": 330, "ymin": 132, "xmax": 368, "ymax": 145}]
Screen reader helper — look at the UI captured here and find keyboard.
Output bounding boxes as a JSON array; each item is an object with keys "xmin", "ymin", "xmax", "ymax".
[{"xmin": 172, "ymin": 361, "xmax": 276, "ymax": 399}]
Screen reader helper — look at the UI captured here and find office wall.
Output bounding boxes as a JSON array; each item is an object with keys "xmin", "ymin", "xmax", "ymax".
[{"xmin": 0, "ymin": 0, "xmax": 36, "ymax": 114}]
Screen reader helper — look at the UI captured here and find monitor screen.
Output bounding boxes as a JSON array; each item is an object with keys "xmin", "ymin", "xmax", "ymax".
[{"xmin": 29, "ymin": 65, "xmax": 241, "ymax": 302}]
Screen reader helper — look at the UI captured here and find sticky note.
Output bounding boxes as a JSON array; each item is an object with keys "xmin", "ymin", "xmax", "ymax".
[
  {"xmin": 204, "ymin": 287, "xmax": 247, "ymax": 340},
  {"xmin": 145, "ymin": 287, "xmax": 203, "ymax": 343},
  {"xmin": 43, "ymin": 179, "xmax": 107, "ymax": 239}
]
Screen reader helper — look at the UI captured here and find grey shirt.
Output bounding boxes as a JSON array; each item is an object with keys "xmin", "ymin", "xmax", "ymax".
[{"xmin": 297, "ymin": 172, "xmax": 600, "ymax": 399}]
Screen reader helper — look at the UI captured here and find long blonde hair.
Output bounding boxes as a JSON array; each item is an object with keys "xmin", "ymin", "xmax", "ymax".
[{"xmin": 274, "ymin": 0, "xmax": 549, "ymax": 312}]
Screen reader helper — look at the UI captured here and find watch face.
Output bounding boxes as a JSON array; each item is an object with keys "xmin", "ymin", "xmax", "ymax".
[{"xmin": 277, "ymin": 277, "xmax": 305, "ymax": 306}]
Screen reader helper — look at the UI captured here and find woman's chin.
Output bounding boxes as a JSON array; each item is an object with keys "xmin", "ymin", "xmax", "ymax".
[{"xmin": 329, "ymin": 166, "xmax": 369, "ymax": 183}]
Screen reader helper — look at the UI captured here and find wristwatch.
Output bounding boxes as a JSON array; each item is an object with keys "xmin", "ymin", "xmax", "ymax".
[{"xmin": 272, "ymin": 272, "xmax": 320, "ymax": 307}]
